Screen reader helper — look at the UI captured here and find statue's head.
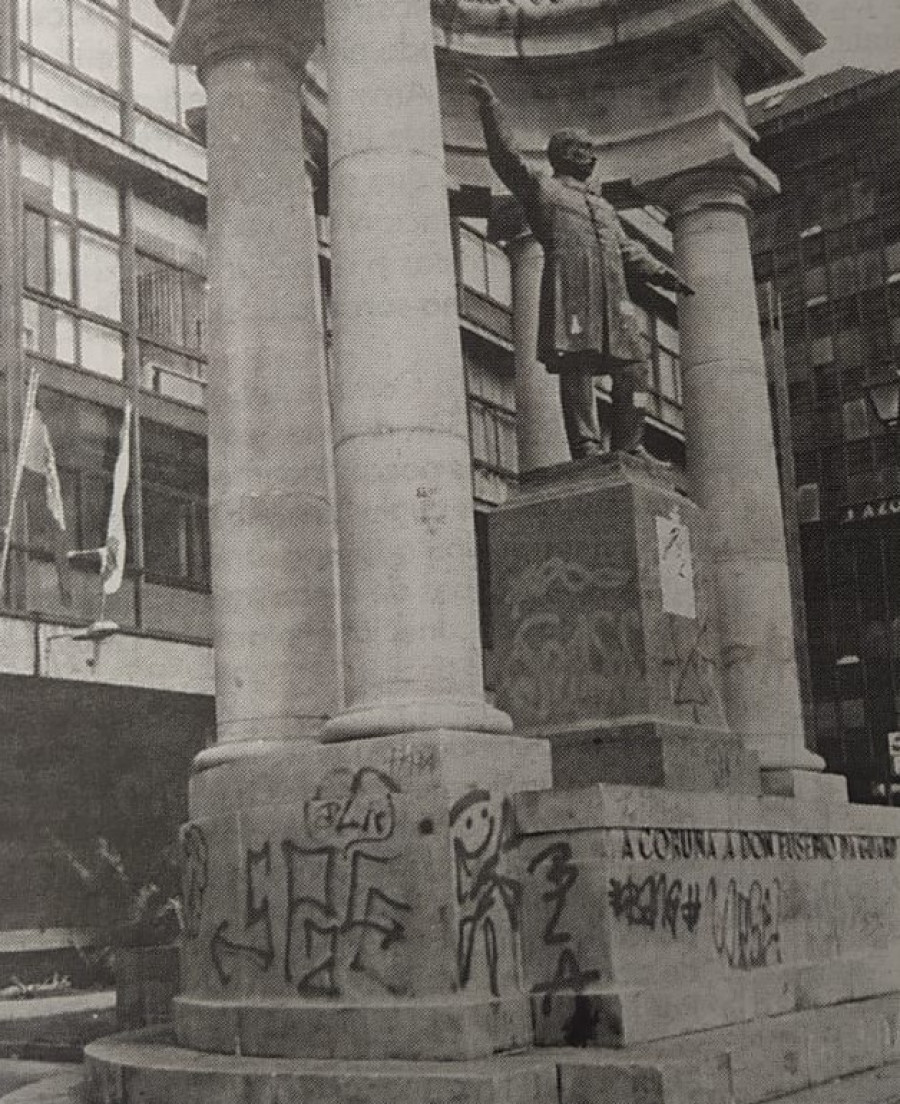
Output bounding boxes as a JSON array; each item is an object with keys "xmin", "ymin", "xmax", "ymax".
[{"xmin": 547, "ymin": 128, "xmax": 596, "ymax": 181}]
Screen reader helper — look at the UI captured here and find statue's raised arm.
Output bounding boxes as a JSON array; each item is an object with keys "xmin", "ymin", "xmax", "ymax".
[{"xmin": 466, "ymin": 71, "xmax": 539, "ymax": 205}]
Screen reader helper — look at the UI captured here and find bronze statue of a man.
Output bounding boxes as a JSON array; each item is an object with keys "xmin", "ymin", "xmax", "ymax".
[{"xmin": 467, "ymin": 72, "xmax": 693, "ymax": 461}]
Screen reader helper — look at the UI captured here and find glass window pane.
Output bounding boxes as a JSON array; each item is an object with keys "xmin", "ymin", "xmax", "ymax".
[
  {"xmin": 657, "ymin": 318, "xmax": 679, "ymax": 354},
  {"xmin": 29, "ymin": 0, "xmax": 70, "ymax": 62},
  {"xmin": 75, "ymin": 169, "xmax": 119, "ymax": 234},
  {"xmin": 72, "ymin": 0, "xmax": 119, "ymax": 89},
  {"xmin": 459, "ymin": 229, "xmax": 487, "ymax": 294},
  {"xmin": 20, "ymin": 143, "xmax": 51, "ymax": 189},
  {"xmin": 658, "ymin": 348, "xmax": 680, "ymax": 402},
  {"xmin": 24, "ymin": 208, "xmax": 48, "ymax": 292},
  {"xmin": 140, "ymin": 346, "xmax": 205, "ymax": 407},
  {"xmin": 133, "ymin": 113, "xmax": 207, "ymax": 180},
  {"xmin": 131, "ymin": 0, "xmax": 173, "ymax": 38},
  {"xmin": 31, "ymin": 58, "xmax": 120, "ymax": 133},
  {"xmin": 178, "ymin": 65, "xmax": 205, "ymax": 121},
  {"xmin": 79, "ymin": 319, "xmax": 123, "ymax": 378},
  {"xmin": 485, "ymin": 244, "xmax": 511, "ymax": 305},
  {"xmin": 54, "ymin": 308, "xmax": 76, "ymax": 362},
  {"xmin": 132, "ymin": 31, "xmax": 177, "ymax": 120},
  {"xmin": 137, "ymin": 252, "xmax": 182, "ymax": 343},
  {"xmin": 78, "ymin": 231, "xmax": 120, "ymax": 319},
  {"xmin": 182, "ymin": 270, "xmax": 206, "ymax": 352},
  {"xmin": 133, "ymin": 196, "xmax": 205, "ymax": 265},
  {"xmin": 52, "ymin": 155, "xmax": 72, "ymax": 214},
  {"xmin": 17, "ymin": 0, "xmax": 29, "ymax": 43},
  {"xmin": 51, "ymin": 219, "xmax": 72, "ymax": 300},
  {"xmin": 22, "ymin": 297, "xmax": 39, "ymax": 351}
]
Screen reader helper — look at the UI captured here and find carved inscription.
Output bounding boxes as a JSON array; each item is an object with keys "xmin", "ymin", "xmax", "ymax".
[{"xmin": 619, "ymin": 827, "xmax": 899, "ymax": 863}]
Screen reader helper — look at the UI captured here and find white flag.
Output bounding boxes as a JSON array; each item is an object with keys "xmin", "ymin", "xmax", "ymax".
[{"xmin": 102, "ymin": 401, "xmax": 132, "ymax": 597}]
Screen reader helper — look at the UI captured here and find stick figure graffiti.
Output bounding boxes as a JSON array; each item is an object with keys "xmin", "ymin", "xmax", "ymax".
[{"xmin": 450, "ymin": 788, "xmax": 523, "ymax": 998}]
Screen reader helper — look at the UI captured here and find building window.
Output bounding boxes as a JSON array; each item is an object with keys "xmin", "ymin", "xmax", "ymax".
[
  {"xmin": 458, "ymin": 222, "xmax": 512, "ymax": 307},
  {"xmin": 134, "ymin": 197, "xmax": 207, "ymax": 406},
  {"xmin": 18, "ymin": 0, "xmax": 122, "ymax": 133},
  {"xmin": 464, "ymin": 338, "xmax": 517, "ymax": 479},
  {"xmin": 30, "ymin": 390, "xmax": 131, "ymax": 560},
  {"xmin": 21, "ymin": 144, "xmax": 124, "ymax": 380},
  {"xmin": 141, "ymin": 420, "xmax": 210, "ymax": 589},
  {"xmin": 131, "ymin": 24, "xmax": 204, "ymax": 131}
]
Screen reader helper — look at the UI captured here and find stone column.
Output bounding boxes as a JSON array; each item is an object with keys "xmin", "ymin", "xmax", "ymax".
[
  {"xmin": 506, "ymin": 231, "xmax": 569, "ymax": 471},
  {"xmin": 322, "ymin": 0, "xmax": 509, "ymax": 740},
  {"xmin": 191, "ymin": 8, "xmax": 339, "ymax": 759},
  {"xmin": 664, "ymin": 168, "xmax": 823, "ymax": 778}
]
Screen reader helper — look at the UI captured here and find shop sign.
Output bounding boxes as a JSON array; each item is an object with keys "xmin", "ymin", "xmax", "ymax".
[{"xmin": 841, "ymin": 497, "xmax": 900, "ymax": 524}]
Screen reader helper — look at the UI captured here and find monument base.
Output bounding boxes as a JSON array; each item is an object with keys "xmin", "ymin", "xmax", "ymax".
[
  {"xmin": 530, "ymin": 717, "xmax": 760, "ymax": 793},
  {"xmin": 175, "ymin": 730, "xmax": 552, "ymax": 1062},
  {"xmin": 80, "ymin": 772, "xmax": 900, "ymax": 1104}
]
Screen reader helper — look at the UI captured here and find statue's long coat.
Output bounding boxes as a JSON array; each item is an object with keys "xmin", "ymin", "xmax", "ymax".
[{"xmin": 479, "ymin": 99, "xmax": 679, "ymax": 374}]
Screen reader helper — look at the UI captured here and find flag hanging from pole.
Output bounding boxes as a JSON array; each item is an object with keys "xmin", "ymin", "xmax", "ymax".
[
  {"xmin": 21, "ymin": 403, "xmax": 71, "ymax": 605},
  {"xmin": 101, "ymin": 401, "xmax": 132, "ymax": 597}
]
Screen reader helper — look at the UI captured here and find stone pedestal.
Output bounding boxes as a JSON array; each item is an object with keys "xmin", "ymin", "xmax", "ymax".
[
  {"xmin": 489, "ymin": 454, "xmax": 759, "ymax": 793},
  {"xmin": 174, "ymin": 732, "xmax": 551, "ymax": 1062}
]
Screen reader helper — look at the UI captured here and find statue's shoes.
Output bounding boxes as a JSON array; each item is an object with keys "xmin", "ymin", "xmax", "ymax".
[{"xmin": 628, "ymin": 444, "xmax": 672, "ymax": 468}]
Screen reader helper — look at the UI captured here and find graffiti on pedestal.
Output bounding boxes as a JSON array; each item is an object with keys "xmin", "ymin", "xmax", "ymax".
[
  {"xmin": 660, "ymin": 612, "xmax": 724, "ymax": 723},
  {"xmin": 211, "ymin": 842, "xmax": 275, "ymax": 985},
  {"xmin": 181, "ymin": 823, "xmax": 208, "ymax": 939},
  {"xmin": 708, "ymin": 876, "xmax": 782, "ymax": 970},
  {"xmin": 451, "ymin": 789, "xmax": 522, "ymax": 998},
  {"xmin": 201, "ymin": 766, "xmax": 412, "ymax": 998},
  {"xmin": 527, "ymin": 839, "xmax": 601, "ymax": 1044},
  {"xmin": 497, "ymin": 556, "xmax": 644, "ymax": 724},
  {"xmin": 608, "ymin": 873, "xmax": 702, "ymax": 938}
]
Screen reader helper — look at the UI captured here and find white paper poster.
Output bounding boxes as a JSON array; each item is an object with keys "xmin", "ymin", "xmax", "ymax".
[{"xmin": 656, "ymin": 508, "xmax": 696, "ymax": 619}]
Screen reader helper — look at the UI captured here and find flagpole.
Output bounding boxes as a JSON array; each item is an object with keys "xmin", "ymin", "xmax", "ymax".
[{"xmin": 0, "ymin": 368, "xmax": 39, "ymax": 598}]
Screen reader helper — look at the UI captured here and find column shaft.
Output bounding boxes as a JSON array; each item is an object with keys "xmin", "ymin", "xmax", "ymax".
[
  {"xmin": 203, "ymin": 47, "xmax": 339, "ymax": 750},
  {"xmin": 323, "ymin": 0, "xmax": 509, "ymax": 739},
  {"xmin": 507, "ymin": 232, "xmax": 569, "ymax": 472},
  {"xmin": 668, "ymin": 171, "xmax": 822, "ymax": 773}
]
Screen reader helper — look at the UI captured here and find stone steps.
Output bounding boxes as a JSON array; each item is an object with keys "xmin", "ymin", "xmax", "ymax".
[
  {"xmin": 553, "ymin": 991, "xmax": 900, "ymax": 1104},
  {"xmin": 80, "ymin": 991, "xmax": 900, "ymax": 1104}
]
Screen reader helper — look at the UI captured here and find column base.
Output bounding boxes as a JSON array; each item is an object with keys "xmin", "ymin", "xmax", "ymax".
[
  {"xmin": 179, "ymin": 729, "xmax": 551, "ymax": 1060},
  {"xmin": 174, "ymin": 993, "xmax": 532, "ymax": 1061},
  {"xmin": 322, "ymin": 697, "xmax": 513, "ymax": 741}
]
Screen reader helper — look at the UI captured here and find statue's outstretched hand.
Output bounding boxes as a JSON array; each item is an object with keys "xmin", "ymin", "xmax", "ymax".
[
  {"xmin": 466, "ymin": 70, "xmax": 497, "ymax": 105},
  {"xmin": 676, "ymin": 279, "xmax": 695, "ymax": 297}
]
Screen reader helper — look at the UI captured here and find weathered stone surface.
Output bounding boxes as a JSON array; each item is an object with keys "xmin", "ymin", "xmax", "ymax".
[
  {"xmin": 514, "ymin": 783, "xmax": 900, "ymax": 1046},
  {"xmin": 490, "ymin": 456, "xmax": 728, "ymax": 736},
  {"xmin": 550, "ymin": 994, "xmax": 900, "ymax": 1104},
  {"xmin": 84, "ymin": 1029, "xmax": 558, "ymax": 1104},
  {"xmin": 178, "ymin": 732, "xmax": 551, "ymax": 1059},
  {"xmin": 546, "ymin": 720, "xmax": 760, "ymax": 794}
]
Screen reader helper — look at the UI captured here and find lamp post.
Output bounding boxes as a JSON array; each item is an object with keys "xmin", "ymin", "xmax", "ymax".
[{"xmin": 864, "ymin": 369, "xmax": 900, "ymax": 806}]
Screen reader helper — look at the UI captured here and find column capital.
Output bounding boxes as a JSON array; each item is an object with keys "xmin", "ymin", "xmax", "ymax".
[
  {"xmin": 171, "ymin": 0, "xmax": 322, "ymax": 76},
  {"xmin": 659, "ymin": 166, "xmax": 761, "ymax": 221}
]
